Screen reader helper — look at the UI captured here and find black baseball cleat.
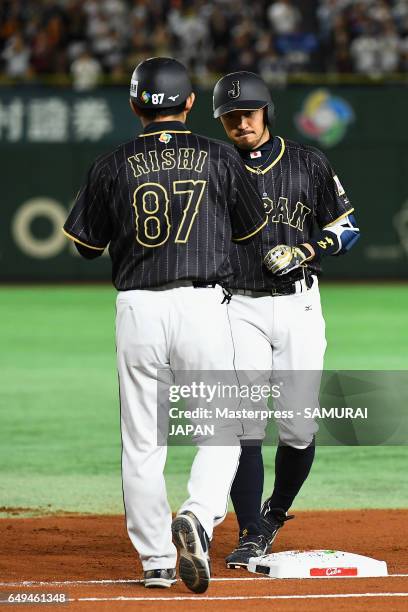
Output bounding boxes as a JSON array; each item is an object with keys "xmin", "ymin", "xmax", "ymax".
[
  {"xmin": 144, "ymin": 568, "xmax": 177, "ymax": 588},
  {"xmin": 226, "ymin": 531, "xmax": 268, "ymax": 569},
  {"xmin": 171, "ymin": 511, "xmax": 211, "ymax": 594},
  {"xmin": 260, "ymin": 501, "xmax": 294, "ymax": 548}
]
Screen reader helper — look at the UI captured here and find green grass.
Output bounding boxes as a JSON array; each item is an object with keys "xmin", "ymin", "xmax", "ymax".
[
  {"xmin": 322, "ymin": 284, "xmax": 408, "ymax": 369},
  {"xmin": 0, "ymin": 284, "xmax": 407, "ymax": 516}
]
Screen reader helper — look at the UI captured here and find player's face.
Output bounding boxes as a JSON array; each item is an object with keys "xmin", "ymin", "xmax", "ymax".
[{"xmin": 220, "ymin": 108, "xmax": 269, "ymax": 150}]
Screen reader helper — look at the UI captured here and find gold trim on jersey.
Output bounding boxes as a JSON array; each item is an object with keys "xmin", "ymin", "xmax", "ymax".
[
  {"xmin": 62, "ymin": 229, "xmax": 106, "ymax": 250},
  {"xmin": 244, "ymin": 136, "xmax": 286, "ymax": 175},
  {"xmin": 139, "ymin": 130, "xmax": 191, "ymax": 137},
  {"xmin": 233, "ymin": 216, "xmax": 268, "ymax": 242},
  {"xmin": 324, "ymin": 208, "xmax": 354, "ymax": 228}
]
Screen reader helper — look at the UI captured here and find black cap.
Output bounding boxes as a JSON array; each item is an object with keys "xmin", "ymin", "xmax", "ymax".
[
  {"xmin": 213, "ymin": 71, "xmax": 272, "ymax": 118},
  {"xmin": 130, "ymin": 57, "xmax": 192, "ymax": 109}
]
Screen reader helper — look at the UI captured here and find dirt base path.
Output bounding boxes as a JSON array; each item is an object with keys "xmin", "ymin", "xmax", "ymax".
[{"xmin": 0, "ymin": 510, "xmax": 407, "ymax": 611}]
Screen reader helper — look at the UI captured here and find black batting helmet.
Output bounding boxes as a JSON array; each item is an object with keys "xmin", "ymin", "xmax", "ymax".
[
  {"xmin": 213, "ymin": 71, "xmax": 275, "ymax": 124},
  {"xmin": 130, "ymin": 57, "xmax": 192, "ymax": 110}
]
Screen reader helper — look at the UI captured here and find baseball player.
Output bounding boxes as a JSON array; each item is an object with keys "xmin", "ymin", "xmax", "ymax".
[
  {"xmin": 212, "ymin": 71, "xmax": 360, "ymax": 568},
  {"xmin": 63, "ymin": 58, "xmax": 267, "ymax": 594}
]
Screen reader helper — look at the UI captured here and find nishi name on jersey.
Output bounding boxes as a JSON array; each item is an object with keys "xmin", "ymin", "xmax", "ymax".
[{"xmin": 128, "ymin": 147, "xmax": 208, "ymax": 177}]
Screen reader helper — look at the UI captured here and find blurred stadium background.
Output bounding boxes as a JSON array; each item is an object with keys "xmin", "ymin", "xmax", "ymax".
[
  {"xmin": 2, "ymin": 0, "xmax": 408, "ymax": 281},
  {"xmin": 0, "ymin": 0, "xmax": 407, "ymax": 516}
]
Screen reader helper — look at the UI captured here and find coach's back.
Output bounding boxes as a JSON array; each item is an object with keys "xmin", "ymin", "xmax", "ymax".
[{"xmin": 64, "ymin": 120, "xmax": 266, "ymax": 290}]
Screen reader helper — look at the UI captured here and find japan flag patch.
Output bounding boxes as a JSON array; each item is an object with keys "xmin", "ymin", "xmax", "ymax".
[{"xmin": 250, "ymin": 151, "xmax": 262, "ymax": 159}]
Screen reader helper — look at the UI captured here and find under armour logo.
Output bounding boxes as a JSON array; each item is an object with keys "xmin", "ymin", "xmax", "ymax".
[
  {"xmin": 228, "ymin": 80, "xmax": 240, "ymax": 99},
  {"xmin": 305, "ymin": 305, "xmax": 312, "ymax": 311}
]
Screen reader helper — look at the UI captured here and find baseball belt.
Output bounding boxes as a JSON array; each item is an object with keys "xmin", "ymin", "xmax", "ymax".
[
  {"xmin": 229, "ymin": 274, "xmax": 315, "ymax": 298},
  {"xmin": 147, "ymin": 280, "xmax": 219, "ymax": 291}
]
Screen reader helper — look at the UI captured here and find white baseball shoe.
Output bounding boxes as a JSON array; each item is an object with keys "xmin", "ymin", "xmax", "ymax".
[
  {"xmin": 172, "ymin": 511, "xmax": 211, "ymax": 593},
  {"xmin": 144, "ymin": 568, "xmax": 177, "ymax": 588}
]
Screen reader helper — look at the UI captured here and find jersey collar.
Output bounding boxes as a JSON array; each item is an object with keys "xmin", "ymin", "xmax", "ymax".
[
  {"xmin": 140, "ymin": 121, "xmax": 191, "ymax": 137},
  {"xmin": 239, "ymin": 136, "xmax": 286, "ymax": 174}
]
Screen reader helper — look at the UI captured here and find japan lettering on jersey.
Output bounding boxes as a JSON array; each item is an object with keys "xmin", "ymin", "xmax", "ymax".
[{"xmin": 229, "ymin": 137, "xmax": 353, "ymax": 290}]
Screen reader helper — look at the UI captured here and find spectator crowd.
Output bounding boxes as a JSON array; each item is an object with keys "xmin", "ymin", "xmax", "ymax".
[{"xmin": 1, "ymin": 0, "xmax": 407, "ymax": 87}]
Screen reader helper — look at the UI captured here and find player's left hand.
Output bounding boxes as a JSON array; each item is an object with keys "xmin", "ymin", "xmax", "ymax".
[{"xmin": 263, "ymin": 244, "xmax": 310, "ymax": 276}]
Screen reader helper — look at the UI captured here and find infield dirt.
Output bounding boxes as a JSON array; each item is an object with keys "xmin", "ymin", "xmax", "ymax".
[{"xmin": 0, "ymin": 509, "xmax": 407, "ymax": 611}]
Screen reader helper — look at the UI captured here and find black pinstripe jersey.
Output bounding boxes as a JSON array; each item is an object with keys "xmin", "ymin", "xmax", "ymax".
[
  {"xmin": 63, "ymin": 121, "xmax": 267, "ymax": 290},
  {"xmin": 229, "ymin": 136, "xmax": 353, "ymax": 290}
]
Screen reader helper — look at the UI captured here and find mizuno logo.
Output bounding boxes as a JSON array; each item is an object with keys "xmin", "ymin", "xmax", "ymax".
[
  {"xmin": 168, "ymin": 94, "xmax": 180, "ymax": 102},
  {"xmin": 305, "ymin": 305, "xmax": 312, "ymax": 311}
]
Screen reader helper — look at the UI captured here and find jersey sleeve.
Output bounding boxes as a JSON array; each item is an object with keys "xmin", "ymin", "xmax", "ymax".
[
  {"xmin": 311, "ymin": 149, "xmax": 354, "ymax": 229},
  {"xmin": 224, "ymin": 148, "xmax": 268, "ymax": 241},
  {"xmin": 63, "ymin": 158, "xmax": 112, "ymax": 250}
]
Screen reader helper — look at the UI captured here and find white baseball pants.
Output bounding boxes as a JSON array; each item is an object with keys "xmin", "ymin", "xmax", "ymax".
[
  {"xmin": 115, "ymin": 284, "xmax": 241, "ymax": 571},
  {"xmin": 227, "ymin": 277, "xmax": 327, "ymax": 448}
]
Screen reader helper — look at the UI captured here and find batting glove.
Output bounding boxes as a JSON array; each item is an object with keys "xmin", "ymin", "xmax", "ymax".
[{"xmin": 263, "ymin": 244, "xmax": 312, "ymax": 276}]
